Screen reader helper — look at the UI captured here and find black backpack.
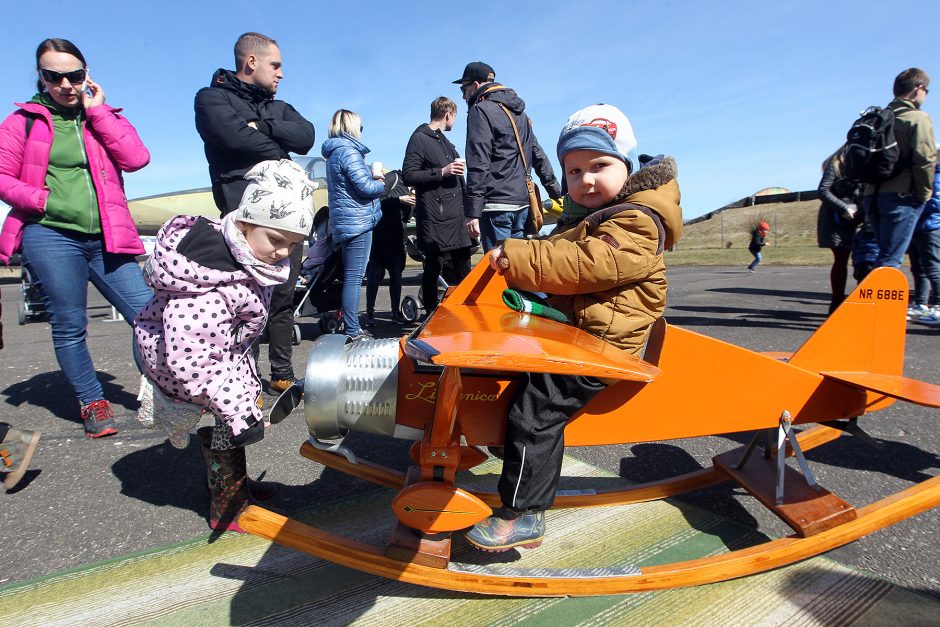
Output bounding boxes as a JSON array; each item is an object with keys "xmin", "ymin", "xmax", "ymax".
[{"xmin": 843, "ymin": 106, "xmax": 902, "ymax": 184}]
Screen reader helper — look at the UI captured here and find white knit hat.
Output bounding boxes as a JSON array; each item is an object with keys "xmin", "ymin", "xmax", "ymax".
[
  {"xmin": 557, "ymin": 104, "xmax": 639, "ymax": 173},
  {"xmin": 235, "ymin": 160, "xmax": 316, "ymax": 236}
]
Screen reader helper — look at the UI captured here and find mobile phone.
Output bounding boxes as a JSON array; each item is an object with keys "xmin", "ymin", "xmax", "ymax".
[{"xmin": 80, "ymin": 79, "xmax": 93, "ymax": 98}]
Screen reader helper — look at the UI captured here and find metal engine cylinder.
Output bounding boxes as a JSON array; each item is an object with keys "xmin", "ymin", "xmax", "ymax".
[{"xmin": 303, "ymin": 335, "xmax": 401, "ymax": 441}]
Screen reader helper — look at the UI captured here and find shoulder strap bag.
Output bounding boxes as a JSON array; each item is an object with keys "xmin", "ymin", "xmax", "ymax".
[{"xmin": 496, "ymin": 104, "xmax": 543, "ymax": 236}]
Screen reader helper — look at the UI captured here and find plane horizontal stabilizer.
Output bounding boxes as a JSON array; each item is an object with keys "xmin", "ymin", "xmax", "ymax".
[{"xmin": 821, "ymin": 371, "xmax": 940, "ymax": 408}]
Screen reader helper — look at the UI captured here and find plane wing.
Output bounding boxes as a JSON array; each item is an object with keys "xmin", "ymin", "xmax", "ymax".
[{"xmin": 405, "ymin": 261, "xmax": 661, "ymax": 382}]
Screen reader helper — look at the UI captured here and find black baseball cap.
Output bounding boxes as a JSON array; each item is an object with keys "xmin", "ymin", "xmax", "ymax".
[{"xmin": 453, "ymin": 62, "xmax": 496, "ymax": 85}]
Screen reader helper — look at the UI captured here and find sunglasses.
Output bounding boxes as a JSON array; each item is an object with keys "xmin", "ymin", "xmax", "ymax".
[{"xmin": 39, "ymin": 67, "xmax": 87, "ymax": 85}]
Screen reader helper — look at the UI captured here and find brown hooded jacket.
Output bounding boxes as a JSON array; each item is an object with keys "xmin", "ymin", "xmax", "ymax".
[{"xmin": 500, "ymin": 157, "xmax": 683, "ymax": 355}]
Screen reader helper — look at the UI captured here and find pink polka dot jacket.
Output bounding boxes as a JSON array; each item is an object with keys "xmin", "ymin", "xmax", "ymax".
[{"xmin": 134, "ymin": 215, "xmax": 289, "ymax": 436}]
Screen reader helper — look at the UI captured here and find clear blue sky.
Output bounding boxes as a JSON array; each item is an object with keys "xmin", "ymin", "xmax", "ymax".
[{"xmin": 2, "ymin": 0, "xmax": 937, "ymax": 219}]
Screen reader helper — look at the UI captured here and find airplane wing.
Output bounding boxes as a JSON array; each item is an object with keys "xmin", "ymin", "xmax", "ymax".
[{"xmin": 405, "ymin": 261, "xmax": 661, "ymax": 382}]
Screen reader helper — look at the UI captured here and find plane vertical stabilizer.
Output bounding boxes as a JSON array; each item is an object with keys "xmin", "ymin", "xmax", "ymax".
[{"xmin": 788, "ymin": 267, "xmax": 907, "ymax": 378}]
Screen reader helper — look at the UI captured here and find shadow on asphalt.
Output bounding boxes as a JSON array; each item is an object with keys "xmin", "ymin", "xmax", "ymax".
[
  {"xmin": 666, "ymin": 308, "xmax": 824, "ymax": 332},
  {"xmin": 707, "ymin": 287, "xmax": 830, "ymax": 301},
  {"xmin": 804, "ymin": 434, "xmax": 940, "ymax": 483},
  {"xmin": 2, "ymin": 370, "xmax": 138, "ymax": 422},
  {"xmin": 708, "ymin": 428, "xmax": 940, "ymax": 484},
  {"xmin": 618, "ymin": 442, "xmax": 766, "ymax": 552},
  {"xmin": 111, "ymin": 438, "xmax": 207, "ymax": 521}
]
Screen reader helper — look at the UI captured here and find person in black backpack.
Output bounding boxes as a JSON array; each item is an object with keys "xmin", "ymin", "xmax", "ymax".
[
  {"xmin": 817, "ymin": 146, "xmax": 863, "ymax": 314},
  {"xmin": 860, "ymin": 68, "xmax": 935, "ymax": 269}
]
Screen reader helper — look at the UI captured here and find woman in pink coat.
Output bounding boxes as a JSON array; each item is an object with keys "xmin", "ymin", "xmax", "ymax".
[{"xmin": 0, "ymin": 38, "xmax": 152, "ymax": 438}]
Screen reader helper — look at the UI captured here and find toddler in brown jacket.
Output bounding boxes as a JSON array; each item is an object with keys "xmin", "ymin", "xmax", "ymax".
[{"xmin": 466, "ymin": 104, "xmax": 683, "ymax": 552}]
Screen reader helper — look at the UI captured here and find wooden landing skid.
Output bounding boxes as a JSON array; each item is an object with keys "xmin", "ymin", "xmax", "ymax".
[
  {"xmin": 239, "ymin": 472, "xmax": 940, "ymax": 597},
  {"xmin": 298, "ymin": 424, "xmax": 845, "ymax": 509}
]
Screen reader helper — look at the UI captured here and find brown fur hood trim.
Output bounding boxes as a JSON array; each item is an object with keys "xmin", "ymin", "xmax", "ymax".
[{"xmin": 615, "ymin": 157, "xmax": 678, "ymax": 203}]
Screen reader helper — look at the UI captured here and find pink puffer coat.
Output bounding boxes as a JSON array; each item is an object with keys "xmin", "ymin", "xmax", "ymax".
[
  {"xmin": 0, "ymin": 101, "xmax": 150, "ymax": 263},
  {"xmin": 134, "ymin": 216, "xmax": 272, "ymax": 434}
]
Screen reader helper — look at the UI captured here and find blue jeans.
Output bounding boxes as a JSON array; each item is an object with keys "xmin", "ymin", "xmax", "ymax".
[
  {"xmin": 340, "ymin": 230, "xmax": 372, "ymax": 336},
  {"xmin": 22, "ymin": 224, "xmax": 152, "ymax": 405},
  {"xmin": 748, "ymin": 250, "xmax": 762, "ymax": 270},
  {"xmin": 480, "ymin": 206, "xmax": 528, "ymax": 252},
  {"xmin": 910, "ymin": 228, "xmax": 940, "ymax": 306},
  {"xmin": 865, "ymin": 193, "xmax": 925, "ymax": 268}
]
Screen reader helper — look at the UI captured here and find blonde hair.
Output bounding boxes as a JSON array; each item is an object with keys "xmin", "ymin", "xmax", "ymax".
[{"xmin": 328, "ymin": 109, "xmax": 361, "ymax": 140}]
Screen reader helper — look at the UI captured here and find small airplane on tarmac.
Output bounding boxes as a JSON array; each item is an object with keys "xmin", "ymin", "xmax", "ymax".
[
  {"xmin": 127, "ymin": 157, "xmax": 330, "ymax": 237},
  {"xmin": 239, "ymin": 252, "xmax": 940, "ymax": 597}
]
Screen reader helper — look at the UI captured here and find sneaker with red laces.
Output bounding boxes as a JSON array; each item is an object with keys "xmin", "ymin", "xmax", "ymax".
[{"xmin": 81, "ymin": 399, "xmax": 119, "ymax": 438}]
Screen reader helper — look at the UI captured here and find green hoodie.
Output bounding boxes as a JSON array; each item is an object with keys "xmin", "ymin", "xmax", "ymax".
[{"xmin": 30, "ymin": 93, "xmax": 100, "ymax": 234}]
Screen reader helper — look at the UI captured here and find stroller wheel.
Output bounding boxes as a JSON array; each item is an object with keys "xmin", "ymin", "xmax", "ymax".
[
  {"xmin": 17, "ymin": 301, "xmax": 26, "ymax": 325},
  {"xmin": 400, "ymin": 296, "xmax": 420, "ymax": 323},
  {"xmin": 320, "ymin": 313, "xmax": 343, "ymax": 335},
  {"xmin": 293, "ymin": 324, "xmax": 302, "ymax": 346}
]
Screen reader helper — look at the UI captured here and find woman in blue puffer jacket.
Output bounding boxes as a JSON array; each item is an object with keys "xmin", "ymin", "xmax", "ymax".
[{"xmin": 321, "ymin": 110, "xmax": 384, "ymax": 339}]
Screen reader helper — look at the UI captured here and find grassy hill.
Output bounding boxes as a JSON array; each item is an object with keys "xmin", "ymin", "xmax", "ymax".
[{"xmin": 667, "ymin": 199, "xmax": 832, "ymax": 266}]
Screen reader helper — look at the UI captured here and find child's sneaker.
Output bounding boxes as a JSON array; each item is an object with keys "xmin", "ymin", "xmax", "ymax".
[
  {"xmin": 907, "ymin": 304, "xmax": 930, "ymax": 320},
  {"xmin": 916, "ymin": 307, "xmax": 940, "ymax": 325},
  {"xmin": 465, "ymin": 509, "xmax": 545, "ymax": 552},
  {"xmin": 81, "ymin": 399, "xmax": 118, "ymax": 438}
]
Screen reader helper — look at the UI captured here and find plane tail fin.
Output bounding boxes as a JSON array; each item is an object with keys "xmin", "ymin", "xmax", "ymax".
[
  {"xmin": 789, "ymin": 267, "xmax": 940, "ymax": 409},
  {"xmin": 789, "ymin": 267, "xmax": 907, "ymax": 375}
]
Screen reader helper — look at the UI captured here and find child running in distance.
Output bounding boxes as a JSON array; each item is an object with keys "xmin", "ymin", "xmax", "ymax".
[
  {"xmin": 747, "ymin": 221, "xmax": 770, "ymax": 272},
  {"xmin": 135, "ymin": 159, "xmax": 314, "ymax": 531},
  {"xmin": 465, "ymin": 104, "xmax": 683, "ymax": 552}
]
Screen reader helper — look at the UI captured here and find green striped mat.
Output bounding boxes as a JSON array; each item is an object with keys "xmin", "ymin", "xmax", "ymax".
[{"xmin": 1, "ymin": 456, "xmax": 938, "ymax": 626}]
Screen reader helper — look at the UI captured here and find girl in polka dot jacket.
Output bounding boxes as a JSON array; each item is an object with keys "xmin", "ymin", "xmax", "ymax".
[{"xmin": 135, "ymin": 160, "xmax": 314, "ymax": 450}]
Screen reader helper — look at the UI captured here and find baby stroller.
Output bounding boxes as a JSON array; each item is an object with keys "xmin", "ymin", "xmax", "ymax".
[
  {"xmin": 400, "ymin": 235, "xmax": 450, "ymax": 324},
  {"xmin": 17, "ymin": 265, "xmax": 46, "ymax": 325},
  {"xmin": 292, "ymin": 208, "xmax": 345, "ymax": 344}
]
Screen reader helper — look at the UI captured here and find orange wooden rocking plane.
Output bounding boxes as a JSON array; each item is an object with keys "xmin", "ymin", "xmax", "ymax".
[{"xmin": 240, "ymin": 261, "xmax": 940, "ymax": 597}]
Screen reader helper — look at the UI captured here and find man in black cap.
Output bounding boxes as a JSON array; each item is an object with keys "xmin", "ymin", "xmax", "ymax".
[{"xmin": 454, "ymin": 62, "xmax": 562, "ymax": 251}]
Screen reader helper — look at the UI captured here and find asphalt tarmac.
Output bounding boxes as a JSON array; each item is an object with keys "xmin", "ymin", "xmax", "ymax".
[{"xmin": 1, "ymin": 264, "xmax": 938, "ymax": 601}]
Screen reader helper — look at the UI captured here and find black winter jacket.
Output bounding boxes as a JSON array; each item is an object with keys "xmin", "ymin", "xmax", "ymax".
[
  {"xmin": 749, "ymin": 231, "xmax": 766, "ymax": 254},
  {"xmin": 402, "ymin": 124, "xmax": 472, "ymax": 252},
  {"xmin": 194, "ymin": 69, "xmax": 315, "ymax": 215},
  {"xmin": 463, "ymin": 84, "xmax": 562, "ymax": 219},
  {"xmin": 371, "ymin": 170, "xmax": 412, "ymax": 254},
  {"xmin": 818, "ymin": 164, "xmax": 863, "ymax": 217}
]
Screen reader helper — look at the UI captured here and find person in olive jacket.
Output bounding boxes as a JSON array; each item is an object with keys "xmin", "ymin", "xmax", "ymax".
[
  {"xmin": 194, "ymin": 32, "xmax": 315, "ymax": 394},
  {"xmin": 402, "ymin": 97, "xmax": 473, "ymax": 313}
]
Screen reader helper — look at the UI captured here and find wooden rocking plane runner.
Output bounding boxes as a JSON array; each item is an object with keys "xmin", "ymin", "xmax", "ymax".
[{"xmin": 241, "ymin": 261, "xmax": 940, "ymax": 597}]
